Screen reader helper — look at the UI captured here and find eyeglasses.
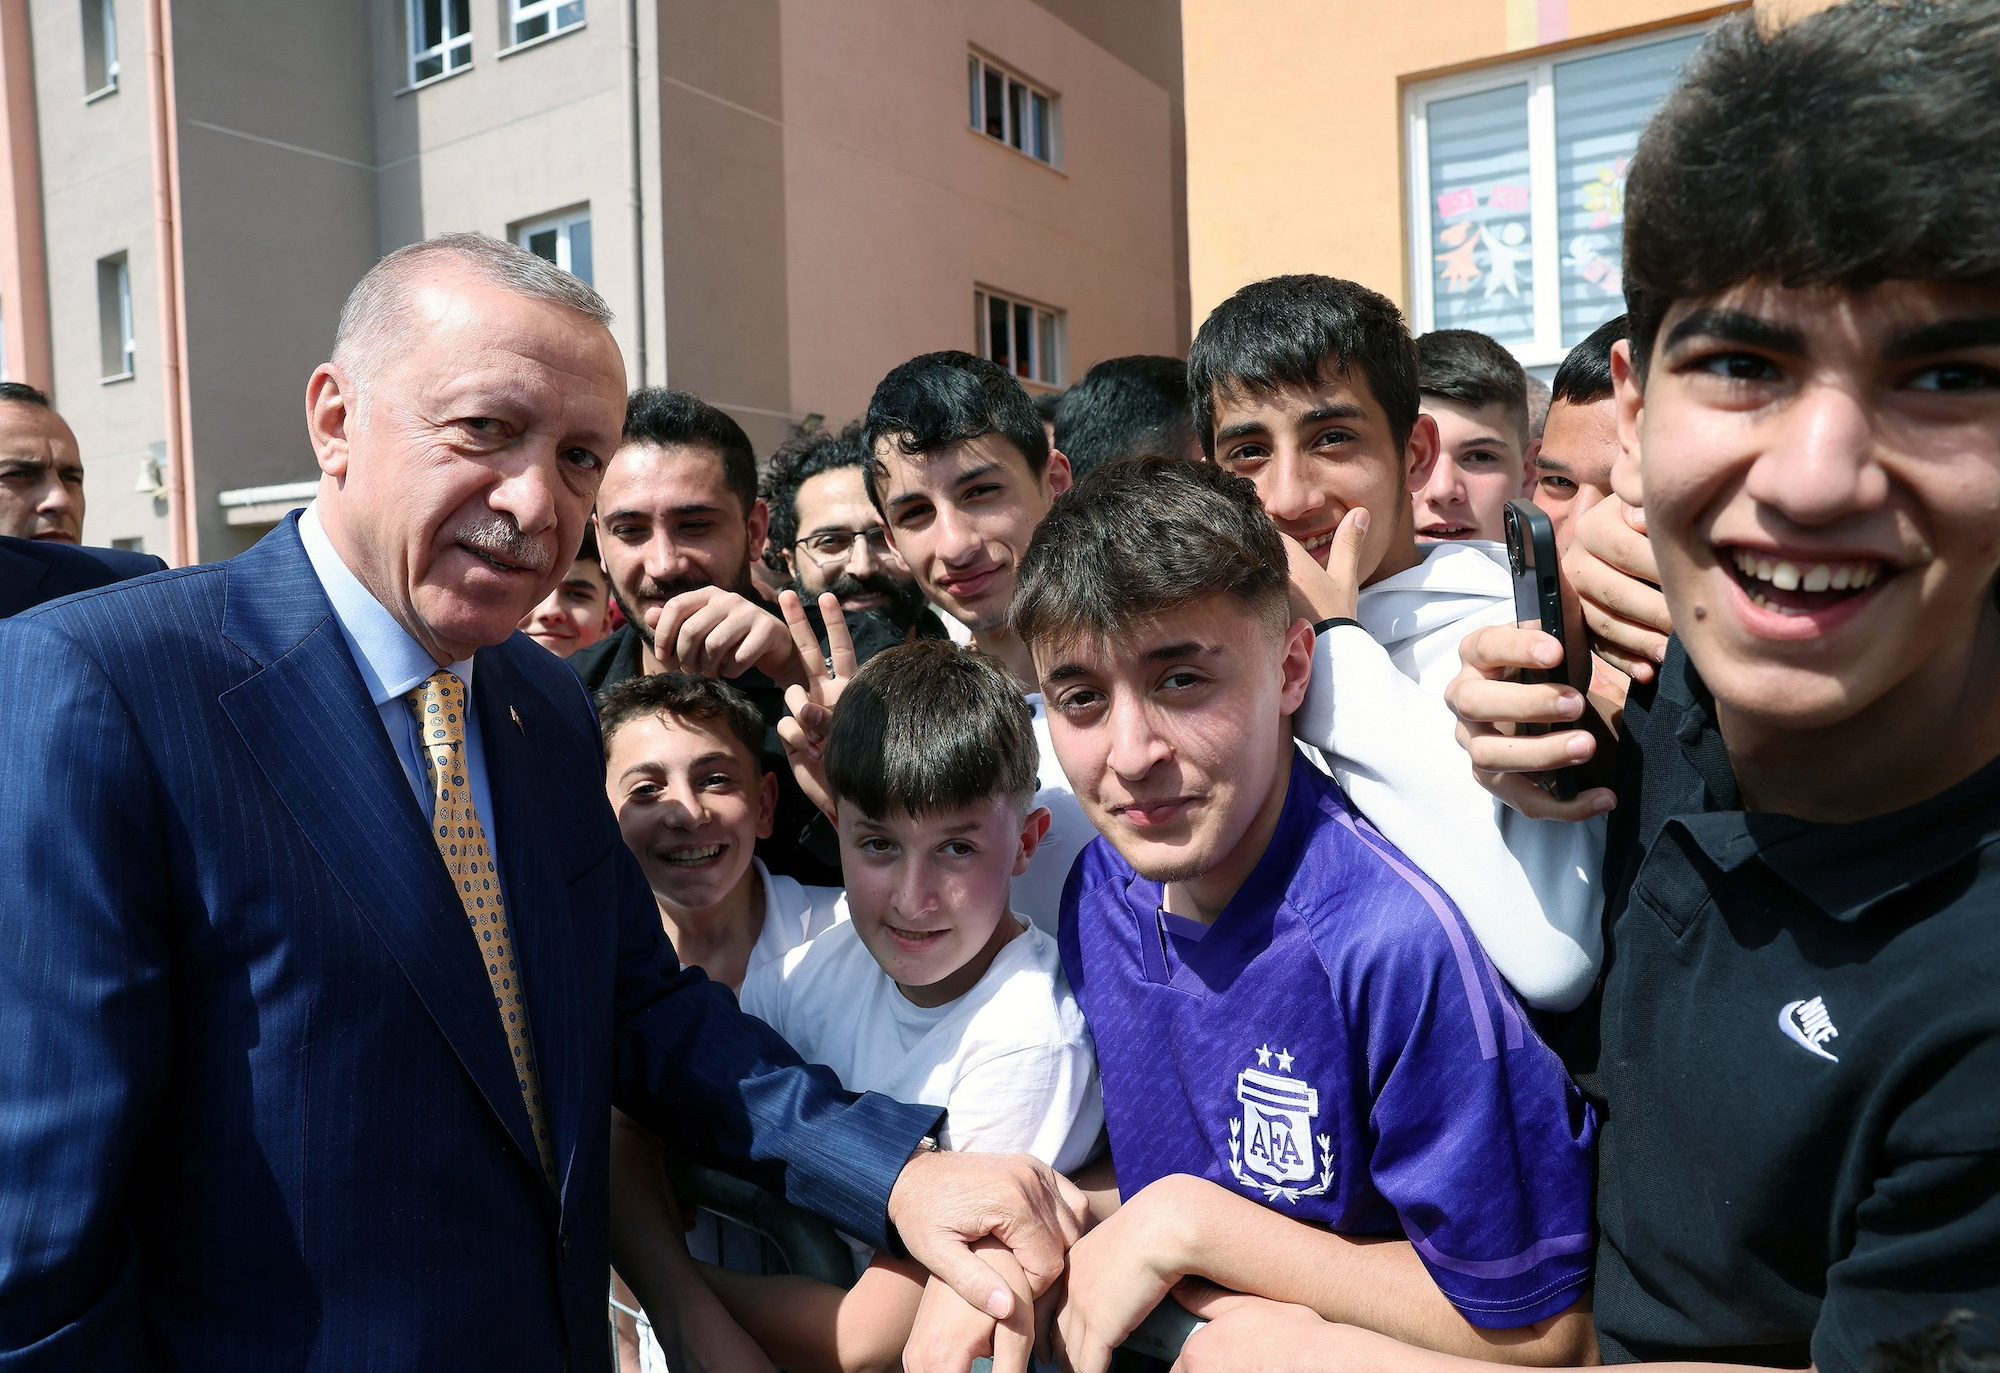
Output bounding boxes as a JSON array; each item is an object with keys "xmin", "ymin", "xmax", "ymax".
[{"xmin": 794, "ymin": 527, "xmax": 895, "ymax": 566}]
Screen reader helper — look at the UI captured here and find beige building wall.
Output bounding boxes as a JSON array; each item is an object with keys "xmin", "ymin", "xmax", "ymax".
[
  {"xmin": 28, "ymin": 0, "xmax": 173, "ymax": 555},
  {"xmin": 1180, "ymin": 0, "xmax": 1810, "ymax": 331}
]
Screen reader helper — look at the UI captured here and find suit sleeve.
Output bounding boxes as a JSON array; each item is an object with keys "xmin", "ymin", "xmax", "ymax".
[
  {"xmin": 0, "ymin": 619, "xmax": 167, "ymax": 1366},
  {"xmin": 1295, "ymin": 623, "xmax": 1603, "ymax": 1011},
  {"xmin": 603, "ymin": 811, "xmax": 937, "ymax": 1250}
]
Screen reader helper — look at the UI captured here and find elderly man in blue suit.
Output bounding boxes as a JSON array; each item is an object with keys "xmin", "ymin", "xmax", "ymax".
[{"xmin": 0, "ymin": 234, "xmax": 1079, "ymax": 1371}]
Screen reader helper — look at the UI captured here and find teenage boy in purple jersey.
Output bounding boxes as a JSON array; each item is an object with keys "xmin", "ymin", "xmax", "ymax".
[{"xmin": 1003, "ymin": 457, "xmax": 1594, "ymax": 1373}]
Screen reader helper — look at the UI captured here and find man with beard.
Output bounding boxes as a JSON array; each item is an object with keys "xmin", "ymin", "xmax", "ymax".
[
  {"xmin": 574, "ymin": 387, "xmax": 839, "ymax": 882},
  {"xmin": 761, "ymin": 419, "xmax": 946, "ymax": 663}
]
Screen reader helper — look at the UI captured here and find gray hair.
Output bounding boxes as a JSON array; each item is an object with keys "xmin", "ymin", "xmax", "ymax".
[{"xmin": 332, "ymin": 232, "xmax": 613, "ymax": 386}]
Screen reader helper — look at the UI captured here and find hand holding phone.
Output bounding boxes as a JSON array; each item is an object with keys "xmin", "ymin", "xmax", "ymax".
[{"xmin": 1503, "ymin": 500, "xmax": 1580, "ymax": 802}]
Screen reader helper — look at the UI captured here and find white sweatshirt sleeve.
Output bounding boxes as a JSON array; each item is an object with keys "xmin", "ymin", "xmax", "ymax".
[{"xmin": 1294, "ymin": 624, "xmax": 1604, "ymax": 1012}]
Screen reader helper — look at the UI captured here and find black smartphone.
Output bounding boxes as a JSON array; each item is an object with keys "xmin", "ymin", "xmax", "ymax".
[{"xmin": 1502, "ymin": 499, "xmax": 1578, "ymax": 801}]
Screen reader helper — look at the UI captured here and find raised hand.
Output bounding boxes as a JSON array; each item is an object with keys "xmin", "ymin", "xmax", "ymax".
[
  {"xmin": 651, "ymin": 586, "xmax": 806, "ymax": 687},
  {"xmin": 775, "ymin": 590, "xmax": 858, "ymax": 820},
  {"xmin": 1560, "ymin": 495, "xmax": 1669, "ymax": 685},
  {"xmin": 1443, "ymin": 624, "xmax": 1615, "ymax": 822},
  {"xmin": 1281, "ymin": 507, "xmax": 1369, "ymax": 625}
]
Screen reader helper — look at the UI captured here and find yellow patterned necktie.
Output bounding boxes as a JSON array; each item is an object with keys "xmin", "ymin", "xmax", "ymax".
[{"xmin": 405, "ymin": 669, "xmax": 556, "ymax": 1188}]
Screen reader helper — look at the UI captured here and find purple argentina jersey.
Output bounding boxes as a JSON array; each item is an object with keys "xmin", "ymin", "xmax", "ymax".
[{"xmin": 1058, "ymin": 750, "xmax": 1596, "ymax": 1328}]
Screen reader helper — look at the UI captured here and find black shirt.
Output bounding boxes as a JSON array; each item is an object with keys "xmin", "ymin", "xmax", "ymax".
[
  {"xmin": 1571, "ymin": 641, "xmax": 2000, "ymax": 1371},
  {"xmin": 569, "ymin": 624, "xmax": 841, "ymax": 886}
]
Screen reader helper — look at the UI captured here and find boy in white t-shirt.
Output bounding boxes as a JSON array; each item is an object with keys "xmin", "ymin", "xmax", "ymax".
[
  {"xmin": 598, "ymin": 673, "xmax": 847, "ymax": 1371},
  {"xmin": 598, "ymin": 672, "xmax": 847, "ymax": 993},
  {"xmin": 710, "ymin": 640, "xmax": 1102, "ymax": 1373}
]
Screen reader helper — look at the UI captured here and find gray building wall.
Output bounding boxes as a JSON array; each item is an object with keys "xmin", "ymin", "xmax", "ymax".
[{"xmin": 22, "ymin": 0, "xmax": 1186, "ymax": 558}]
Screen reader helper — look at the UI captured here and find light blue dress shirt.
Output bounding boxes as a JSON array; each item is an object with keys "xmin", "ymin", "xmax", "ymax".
[{"xmin": 298, "ymin": 505, "xmax": 503, "ymax": 866}]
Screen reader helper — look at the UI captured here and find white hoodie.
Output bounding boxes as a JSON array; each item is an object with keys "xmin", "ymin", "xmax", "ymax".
[{"xmin": 1294, "ymin": 541, "xmax": 1604, "ymax": 1011}]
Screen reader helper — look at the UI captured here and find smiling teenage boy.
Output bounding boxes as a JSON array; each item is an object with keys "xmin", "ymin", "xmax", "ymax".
[
  {"xmin": 859, "ymin": 351, "xmax": 1092, "ymax": 935},
  {"xmin": 1187, "ymin": 277, "xmax": 1605, "ymax": 1010},
  {"xmin": 1411, "ymin": 329, "xmax": 1534, "ymax": 545},
  {"xmin": 1431, "ymin": 3, "xmax": 2000, "ymax": 1371},
  {"xmin": 1013, "ymin": 457, "xmax": 1594, "ymax": 1373}
]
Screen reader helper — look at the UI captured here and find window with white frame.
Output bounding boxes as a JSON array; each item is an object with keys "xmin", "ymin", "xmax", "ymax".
[
  {"xmin": 509, "ymin": 0, "xmax": 583, "ymax": 47},
  {"xmin": 409, "ymin": 0, "xmax": 471, "ymax": 84},
  {"xmin": 1407, "ymin": 25, "xmax": 1708, "ymax": 368},
  {"xmin": 82, "ymin": 0, "xmax": 119, "ymax": 96},
  {"xmin": 97, "ymin": 252, "xmax": 134, "ymax": 379},
  {"xmin": 967, "ymin": 53, "xmax": 1058, "ymax": 167},
  {"xmin": 513, "ymin": 208, "xmax": 593, "ymax": 285},
  {"xmin": 975, "ymin": 288, "xmax": 1063, "ymax": 387}
]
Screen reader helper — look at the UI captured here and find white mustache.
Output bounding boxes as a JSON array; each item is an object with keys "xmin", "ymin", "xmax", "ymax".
[{"xmin": 455, "ymin": 516, "xmax": 553, "ymax": 573}]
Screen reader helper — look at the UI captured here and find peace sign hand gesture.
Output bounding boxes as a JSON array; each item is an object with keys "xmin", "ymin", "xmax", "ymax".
[{"xmin": 775, "ymin": 590, "xmax": 859, "ymax": 821}]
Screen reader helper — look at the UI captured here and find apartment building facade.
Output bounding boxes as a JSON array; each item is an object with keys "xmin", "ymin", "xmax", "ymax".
[
  {"xmin": 0, "ymin": 0, "xmax": 1188, "ymax": 563},
  {"xmin": 1181, "ymin": 0, "xmax": 1829, "ymax": 375}
]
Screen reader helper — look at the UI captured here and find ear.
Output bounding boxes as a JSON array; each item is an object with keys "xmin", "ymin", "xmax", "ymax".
[
  {"xmin": 746, "ymin": 497, "xmax": 772, "ymax": 567},
  {"xmin": 1401, "ymin": 412, "xmax": 1440, "ymax": 494},
  {"xmin": 1043, "ymin": 448, "xmax": 1073, "ymax": 499},
  {"xmin": 306, "ymin": 362, "xmax": 356, "ymax": 479},
  {"xmin": 1520, "ymin": 437, "xmax": 1542, "ymax": 495},
  {"xmin": 1278, "ymin": 617, "xmax": 1315, "ymax": 717},
  {"xmin": 1610, "ymin": 340, "xmax": 1647, "ymax": 508},
  {"xmin": 1012, "ymin": 805, "xmax": 1053, "ymax": 876},
  {"xmin": 754, "ymin": 769, "xmax": 779, "ymax": 841}
]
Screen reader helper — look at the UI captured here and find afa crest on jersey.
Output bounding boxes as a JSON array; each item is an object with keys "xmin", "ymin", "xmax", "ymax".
[{"xmin": 1228, "ymin": 1044, "xmax": 1334, "ymax": 1203}]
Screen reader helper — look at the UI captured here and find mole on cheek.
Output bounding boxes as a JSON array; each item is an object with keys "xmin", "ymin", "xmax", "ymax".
[{"xmin": 1692, "ymin": 603, "xmax": 1708, "ymax": 622}]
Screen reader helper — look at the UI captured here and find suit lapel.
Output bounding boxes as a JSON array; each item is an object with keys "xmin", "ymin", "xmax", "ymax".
[
  {"xmin": 0, "ymin": 538, "xmax": 51, "ymax": 616},
  {"xmin": 217, "ymin": 521, "xmax": 546, "ymax": 1182},
  {"xmin": 475, "ymin": 647, "xmax": 583, "ymax": 1202}
]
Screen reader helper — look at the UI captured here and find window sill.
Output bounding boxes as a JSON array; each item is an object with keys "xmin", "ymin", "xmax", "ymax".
[
  {"xmin": 83, "ymin": 81, "xmax": 119, "ymax": 105},
  {"xmin": 966, "ymin": 126, "xmax": 1065, "ymax": 176},
  {"xmin": 395, "ymin": 62, "xmax": 474, "ymax": 97},
  {"xmin": 100, "ymin": 370, "xmax": 135, "ymax": 386},
  {"xmin": 496, "ymin": 20, "xmax": 586, "ymax": 61}
]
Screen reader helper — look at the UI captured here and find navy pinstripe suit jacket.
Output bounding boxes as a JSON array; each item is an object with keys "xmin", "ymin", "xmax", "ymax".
[{"xmin": 0, "ymin": 517, "xmax": 935, "ymax": 1370}]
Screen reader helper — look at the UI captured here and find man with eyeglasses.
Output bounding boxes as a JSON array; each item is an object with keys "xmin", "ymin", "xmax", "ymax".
[{"xmin": 761, "ymin": 420, "xmax": 947, "ymax": 664}]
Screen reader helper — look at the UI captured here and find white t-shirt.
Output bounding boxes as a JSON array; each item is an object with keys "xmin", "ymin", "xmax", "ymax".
[
  {"xmin": 1294, "ymin": 540, "xmax": 1604, "ymax": 1012},
  {"xmin": 747, "ymin": 858, "xmax": 848, "ymax": 983},
  {"xmin": 1015, "ymin": 693, "xmax": 1092, "ymax": 940},
  {"xmin": 740, "ymin": 916, "xmax": 1102, "ymax": 1176}
]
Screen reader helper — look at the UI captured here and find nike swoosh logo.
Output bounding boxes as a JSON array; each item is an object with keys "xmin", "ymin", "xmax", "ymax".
[{"xmin": 1779, "ymin": 1000, "xmax": 1839, "ymax": 1062}]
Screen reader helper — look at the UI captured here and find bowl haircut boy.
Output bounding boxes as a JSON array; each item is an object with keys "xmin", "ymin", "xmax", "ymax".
[
  {"xmin": 1013, "ymin": 456, "xmax": 1595, "ymax": 1365},
  {"xmin": 706, "ymin": 641, "xmax": 1100, "ymax": 1373}
]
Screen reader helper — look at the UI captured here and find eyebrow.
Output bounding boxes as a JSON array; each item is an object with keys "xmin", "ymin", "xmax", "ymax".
[
  {"xmin": 1042, "ymin": 640, "xmax": 1218, "ymax": 684},
  {"xmin": 1214, "ymin": 404, "xmax": 1366, "ymax": 446},
  {"xmin": 1883, "ymin": 316, "xmax": 2000, "ymax": 361},
  {"xmin": 1664, "ymin": 309, "xmax": 1806, "ymax": 356},
  {"xmin": 601, "ymin": 502, "xmax": 725, "ymax": 523},
  {"xmin": 616, "ymin": 749, "xmax": 739, "ymax": 783},
  {"xmin": 1533, "ymin": 455, "xmax": 1573, "ymax": 474},
  {"xmin": 885, "ymin": 461, "xmax": 1002, "ymax": 515}
]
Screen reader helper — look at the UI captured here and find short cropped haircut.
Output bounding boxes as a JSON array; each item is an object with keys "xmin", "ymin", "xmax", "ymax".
[
  {"xmin": 1053, "ymin": 355, "xmax": 1198, "ymax": 480},
  {"xmin": 1551, "ymin": 315, "xmax": 1627, "ymax": 409},
  {"xmin": 1524, "ymin": 373, "xmax": 1552, "ymax": 444},
  {"xmin": 1623, "ymin": 0, "xmax": 2000, "ymax": 377},
  {"xmin": 0, "ymin": 382, "xmax": 51, "ymax": 409},
  {"xmin": 861, "ymin": 351, "xmax": 1050, "ymax": 511},
  {"xmin": 621, "ymin": 388, "xmax": 759, "ymax": 519},
  {"xmin": 761, "ymin": 419, "xmax": 869, "ymax": 563},
  {"xmin": 1033, "ymin": 391, "xmax": 1065, "ymax": 426},
  {"xmin": 571, "ymin": 524, "xmax": 600, "ymax": 569},
  {"xmin": 1012, "ymin": 455, "xmax": 1288, "ymax": 656},
  {"xmin": 1188, "ymin": 275, "xmax": 1420, "ymax": 457},
  {"xmin": 595, "ymin": 672, "xmax": 767, "ymax": 768},
  {"xmin": 824, "ymin": 641, "xmax": 1038, "ymax": 819},
  {"xmin": 333, "ymin": 232, "xmax": 611, "ymax": 388},
  {"xmin": 1417, "ymin": 329, "xmax": 1529, "ymax": 449}
]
